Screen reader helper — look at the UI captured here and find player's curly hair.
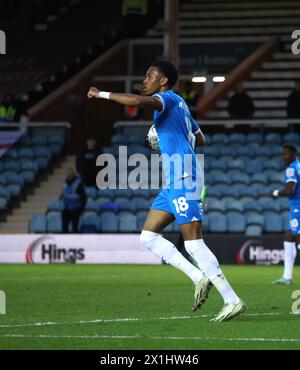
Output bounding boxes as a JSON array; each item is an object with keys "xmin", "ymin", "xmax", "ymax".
[
  {"xmin": 283, "ymin": 144, "xmax": 297, "ymax": 153},
  {"xmin": 151, "ymin": 60, "xmax": 178, "ymax": 88}
]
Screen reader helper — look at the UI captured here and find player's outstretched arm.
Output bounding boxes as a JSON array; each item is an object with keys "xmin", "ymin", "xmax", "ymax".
[
  {"xmin": 269, "ymin": 182, "xmax": 296, "ymax": 197},
  {"xmin": 87, "ymin": 87, "xmax": 162, "ymax": 111}
]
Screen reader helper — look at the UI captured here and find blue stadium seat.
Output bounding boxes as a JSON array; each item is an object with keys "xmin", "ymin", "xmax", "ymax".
[
  {"xmin": 133, "ymin": 197, "xmax": 151, "ymax": 212},
  {"xmin": 97, "ymin": 196, "xmax": 112, "ymax": 205},
  {"xmin": 202, "ymin": 217, "xmax": 209, "ymax": 232},
  {"xmin": 236, "ymin": 146, "xmax": 253, "ymax": 157},
  {"xmin": 220, "ymin": 185, "xmax": 237, "ymax": 197},
  {"xmin": 249, "ymin": 173, "xmax": 268, "ymax": 185},
  {"xmin": 227, "ymin": 159, "xmax": 244, "ymax": 171},
  {"xmin": 49, "ymin": 144, "xmax": 62, "ymax": 156},
  {"xmin": 206, "ymin": 185, "xmax": 222, "ymax": 198},
  {"xmin": 253, "ymin": 146, "xmax": 272, "ymax": 156},
  {"xmin": 258, "ymin": 197, "xmax": 280, "ymax": 212},
  {"xmin": 115, "ymin": 198, "xmax": 135, "ymax": 212},
  {"xmin": 34, "ymin": 146, "xmax": 52, "ymax": 160},
  {"xmin": 97, "ymin": 189, "xmax": 114, "ymax": 198},
  {"xmin": 119, "ymin": 212, "xmax": 137, "ymax": 232},
  {"xmin": 283, "ymin": 132, "xmax": 300, "ymax": 144},
  {"xmin": 211, "ymin": 133, "xmax": 228, "ymax": 145},
  {"xmin": 263, "ymin": 160, "xmax": 283, "ymax": 171},
  {"xmin": 247, "ymin": 133, "xmax": 263, "ymax": 144},
  {"xmin": 265, "ymin": 133, "xmax": 282, "ymax": 145},
  {"xmin": 29, "ymin": 215, "xmax": 47, "ymax": 233},
  {"xmin": 5, "ymin": 148, "xmax": 18, "ymax": 160},
  {"xmin": 230, "ymin": 172, "xmax": 249, "ymax": 185},
  {"xmin": 210, "ymin": 159, "xmax": 227, "ymax": 172},
  {"xmin": 246, "ymin": 160, "xmax": 262, "ymax": 174},
  {"xmin": 207, "ymin": 212, "xmax": 227, "ymax": 233},
  {"xmin": 251, "ymin": 184, "xmax": 268, "ymax": 197},
  {"xmin": 0, "ymin": 186, "xmax": 11, "ymax": 202},
  {"xmin": 244, "ymin": 201, "xmax": 262, "ymax": 213},
  {"xmin": 246, "ymin": 213, "xmax": 264, "ymax": 227},
  {"xmin": 84, "ymin": 187, "xmax": 97, "ymax": 199},
  {"xmin": 268, "ymin": 172, "xmax": 283, "ymax": 183},
  {"xmin": 204, "ymin": 146, "xmax": 219, "ymax": 156},
  {"xmin": 219, "ymin": 146, "xmax": 237, "ymax": 156},
  {"xmin": 4, "ymin": 160, "xmax": 21, "ymax": 172},
  {"xmin": 206, "ymin": 198, "xmax": 226, "ymax": 213},
  {"xmin": 213, "ymin": 172, "xmax": 231, "ymax": 185},
  {"xmin": 128, "ymin": 135, "xmax": 145, "ymax": 145},
  {"xmin": 228, "ymin": 133, "xmax": 246, "ymax": 145},
  {"xmin": 264, "ymin": 211, "xmax": 283, "ymax": 233},
  {"xmin": 79, "ymin": 211, "xmax": 99, "ymax": 233},
  {"xmin": 282, "ymin": 211, "xmax": 290, "ymax": 230},
  {"xmin": 18, "ymin": 147, "xmax": 34, "ymax": 160},
  {"xmin": 114, "ymin": 188, "xmax": 132, "ymax": 198},
  {"xmin": 48, "ymin": 135, "xmax": 65, "ymax": 146},
  {"xmin": 238, "ymin": 185, "xmax": 258, "ymax": 198},
  {"xmin": 225, "ymin": 200, "xmax": 244, "ymax": 212},
  {"xmin": 277, "ymin": 197, "xmax": 289, "ymax": 211},
  {"xmin": 32, "ymin": 134, "xmax": 47, "ymax": 146},
  {"xmin": 0, "ymin": 175, "xmax": 7, "ymax": 186},
  {"xmin": 85, "ymin": 199, "xmax": 98, "ymax": 212},
  {"xmin": 112, "ymin": 135, "xmax": 129, "ymax": 145},
  {"xmin": 269, "ymin": 146, "xmax": 282, "ymax": 156},
  {"xmin": 48, "ymin": 200, "xmax": 64, "ymax": 213},
  {"xmin": 99, "ymin": 201, "xmax": 119, "ymax": 213},
  {"xmin": 133, "ymin": 188, "xmax": 151, "ymax": 198},
  {"xmin": 245, "ymin": 225, "xmax": 263, "ymax": 236},
  {"xmin": 99, "ymin": 211, "xmax": 118, "ymax": 232},
  {"xmin": 227, "ymin": 211, "xmax": 246, "ymax": 233},
  {"xmin": 47, "ymin": 213, "xmax": 62, "ymax": 233}
]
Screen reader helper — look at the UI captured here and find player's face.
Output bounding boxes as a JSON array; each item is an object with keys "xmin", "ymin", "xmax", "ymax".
[
  {"xmin": 282, "ymin": 149, "xmax": 295, "ymax": 165},
  {"xmin": 143, "ymin": 67, "xmax": 165, "ymax": 96}
]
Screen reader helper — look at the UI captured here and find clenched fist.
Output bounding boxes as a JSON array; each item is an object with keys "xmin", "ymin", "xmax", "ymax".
[{"xmin": 87, "ymin": 87, "xmax": 100, "ymax": 99}]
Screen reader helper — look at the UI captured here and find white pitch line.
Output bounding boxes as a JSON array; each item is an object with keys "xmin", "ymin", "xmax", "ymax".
[
  {"xmin": 0, "ymin": 334, "xmax": 300, "ymax": 343},
  {"xmin": 0, "ymin": 312, "xmax": 283, "ymax": 329}
]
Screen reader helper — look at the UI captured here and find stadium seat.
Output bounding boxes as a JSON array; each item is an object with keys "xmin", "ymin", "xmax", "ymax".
[
  {"xmin": 0, "ymin": 186, "xmax": 11, "ymax": 202},
  {"xmin": 114, "ymin": 188, "xmax": 132, "ymax": 198},
  {"xmin": 245, "ymin": 225, "xmax": 263, "ymax": 236},
  {"xmin": 264, "ymin": 211, "xmax": 283, "ymax": 233},
  {"xmin": 227, "ymin": 212, "xmax": 246, "ymax": 233},
  {"xmin": 250, "ymin": 184, "xmax": 268, "ymax": 197},
  {"xmin": 204, "ymin": 146, "xmax": 219, "ymax": 156},
  {"xmin": 259, "ymin": 197, "xmax": 280, "ymax": 212},
  {"xmin": 133, "ymin": 197, "xmax": 151, "ymax": 212},
  {"xmin": 282, "ymin": 211, "xmax": 290, "ymax": 230},
  {"xmin": 0, "ymin": 175, "xmax": 7, "ymax": 186},
  {"xmin": 246, "ymin": 213, "xmax": 264, "ymax": 227},
  {"xmin": 249, "ymin": 173, "xmax": 268, "ymax": 185},
  {"xmin": 227, "ymin": 159, "xmax": 244, "ymax": 171},
  {"xmin": 247, "ymin": 133, "xmax": 263, "ymax": 144},
  {"xmin": 207, "ymin": 211, "xmax": 227, "ymax": 233},
  {"xmin": 4, "ymin": 160, "xmax": 21, "ymax": 172},
  {"xmin": 79, "ymin": 211, "xmax": 99, "ymax": 233},
  {"xmin": 112, "ymin": 135, "xmax": 129, "ymax": 145},
  {"xmin": 97, "ymin": 189, "xmax": 114, "ymax": 198},
  {"xmin": 206, "ymin": 185, "xmax": 222, "ymax": 198},
  {"xmin": 262, "ymin": 161, "xmax": 282, "ymax": 171},
  {"xmin": 137, "ymin": 211, "xmax": 148, "ymax": 230},
  {"xmin": 29, "ymin": 215, "xmax": 47, "ymax": 233},
  {"xmin": 47, "ymin": 213, "xmax": 62, "ymax": 233},
  {"xmin": 211, "ymin": 133, "xmax": 228, "ymax": 145},
  {"xmin": 5, "ymin": 148, "xmax": 18, "ymax": 160},
  {"xmin": 48, "ymin": 134, "xmax": 65, "ymax": 147},
  {"xmin": 219, "ymin": 146, "xmax": 237, "ymax": 156},
  {"xmin": 265, "ymin": 133, "xmax": 282, "ymax": 145},
  {"xmin": 115, "ymin": 198, "xmax": 135, "ymax": 212},
  {"xmin": 244, "ymin": 201, "xmax": 262, "ymax": 213},
  {"xmin": 85, "ymin": 199, "xmax": 98, "ymax": 212},
  {"xmin": 119, "ymin": 212, "xmax": 137, "ymax": 232},
  {"xmin": 206, "ymin": 198, "xmax": 226, "ymax": 213},
  {"xmin": 230, "ymin": 172, "xmax": 249, "ymax": 185},
  {"xmin": 236, "ymin": 146, "xmax": 253, "ymax": 157},
  {"xmin": 100, "ymin": 211, "xmax": 119, "ymax": 232},
  {"xmin": 246, "ymin": 160, "xmax": 262, "ymax": 174},
  {"xmin": 49, "ymin": 144, "xmax": 62, "ymax": 156},
  {"xmin": 84, "ymin": 187, "xmax": 97, "ymax": 199},
  {"xmin": 99, "ymin": 201, "xmax": 119, "ymax": 213},
  {"xmin": 228, "ymin": 133, "xmax": 246, "ymax": 145},
  {"xmin": 128, "ymin": 135, "xmax": 145, "ymax": 145},
  {"xmin": 31, "ymin": 134, "xmax": 48, "ymax": 146},
  {"xmin": 225, "ymin": 200, "xmax": 244, "ymax": 212},
  {"xmin": 277, "ymin": 197, "xmax": 289, "ymax": 211},
  {"xmin": 18, "ymin": 147, "xmax": 34, "ymax": 160},
  {"xmin": 283, "ymin": 132, "xmax": 300, "ymax": 144},
  {"xmin": 213, "ymin": 172, "xmax": 231, "ymax": 185},
  {"xmin": 48, "ymin": 200, "xmax": 64, "ymax": 213},
  {"xmin": 268, "ymin": 172, "xmax": 283, "ymax": 183},
  {"xmin": 253, "ymin": 146, "xmax": 272, "ymax": 157}
]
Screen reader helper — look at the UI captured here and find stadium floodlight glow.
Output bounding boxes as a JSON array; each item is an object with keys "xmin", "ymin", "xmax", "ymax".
[
  {"xmin": 213, "ymin": 76, "xmax": 226, "ymax": 83},
  {"xmin": 192, "ymin": 77, "xmax": 207, "ymax": 83}
]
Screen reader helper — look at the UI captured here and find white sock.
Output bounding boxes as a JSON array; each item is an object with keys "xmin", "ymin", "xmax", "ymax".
[
  {"xmin": 185, "ymin": 239, "xmax": 240, "ymax": 304},
  {"xmin": 140, "ymin": 230, "xmax": 203, "ymax": 285},
  {"xmin": 283, "ymin": 241, "xmax": 297, "ymax": 280}
]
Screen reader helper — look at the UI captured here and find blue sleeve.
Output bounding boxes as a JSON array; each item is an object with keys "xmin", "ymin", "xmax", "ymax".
[
  {"xmin": 190, "ymin": 116, "xmax": 200, "ymax": 135},
  {"xmin": 153, "ymin": 92, "xmax": 174, "ymax": 118},
  {"xmin": 285, "ymin": 165, "xmax": 298, "ymax": 183}
]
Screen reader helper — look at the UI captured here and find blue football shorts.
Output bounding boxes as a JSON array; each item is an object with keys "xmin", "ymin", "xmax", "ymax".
[
  {"xmin": 288, "ymin": 208, "xmax": 300, "ymax": 235},
  {"xmin": 150, "ymin": 178, "xmax": 204, "ymax": 225}
]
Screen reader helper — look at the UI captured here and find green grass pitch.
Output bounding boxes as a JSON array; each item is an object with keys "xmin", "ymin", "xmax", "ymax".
[{"xmin": 0, "ymin": 264, "xmax": 299, "ymax": 350}]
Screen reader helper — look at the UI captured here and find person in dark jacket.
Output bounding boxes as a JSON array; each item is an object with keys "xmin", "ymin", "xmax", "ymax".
[
  {"xmin": 228, "ymin": 83, "xmax": 254, "ymax": 119},
  {"xmin": 76, "ymin": 137, "xmax": 103, "ymax": 187},
  {"xmin": 287, "ymin": 81, "xmax": 300, "ymax": 119},
  {"xmin": 61, "ymin": 168, "xmax": 86, "ymax": 233}
]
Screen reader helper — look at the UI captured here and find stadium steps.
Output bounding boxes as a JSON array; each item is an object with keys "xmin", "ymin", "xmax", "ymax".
[{"xmin": 0, "ymin": 155, "xmax": 75, "ymax": 234}]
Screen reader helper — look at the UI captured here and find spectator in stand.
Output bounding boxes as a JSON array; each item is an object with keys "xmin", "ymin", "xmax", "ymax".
[
  {"xmin": 181, "ymin": 81, "xmax": 199, "ymax": 118},
  {"xmin": 76, "ymin": 137, "xmax": 103, "ymax": 187},
  {"xmin": 0, "ymin": 94, "xmax": 17, "ymax": 122},
  {"xmin": 228, "ymin": 83, "xmax": 254, "ymax": 119},
  {"xmin": 287, "ymin": 81, "xmax": 300, "ymax": 119},
  {"xmin": 61, "ymin": 168, "xmax": 86, "ymax": 234}
]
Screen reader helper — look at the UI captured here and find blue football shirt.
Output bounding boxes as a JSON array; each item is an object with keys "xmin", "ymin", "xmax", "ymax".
[
  {"xmin": 284, "ymin": 159, "xmax": 300, "ymax": 208},
  {"xmin": 152, "ymin": 90, "xmax": 203, "ymax": 186}
]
